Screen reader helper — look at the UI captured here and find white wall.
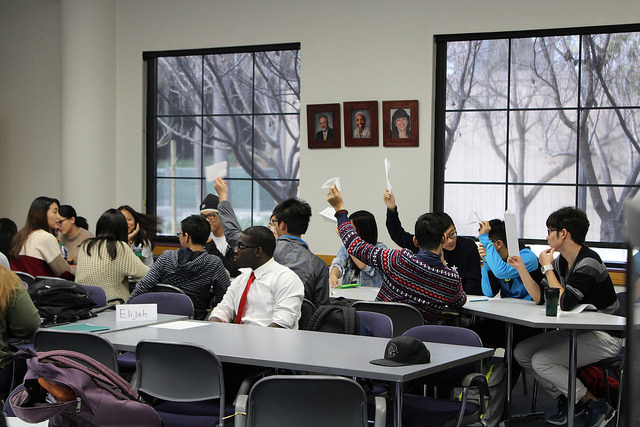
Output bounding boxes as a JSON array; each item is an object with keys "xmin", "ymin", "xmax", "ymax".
[{"xmin": 2, "ymin": 0, "xmax": 639, "ymax": 254}]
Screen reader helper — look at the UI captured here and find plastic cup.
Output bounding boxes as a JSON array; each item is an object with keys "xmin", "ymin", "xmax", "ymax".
[{"xmin": 545, "ymin": 287, "xmax": 560, "ymax": 316}]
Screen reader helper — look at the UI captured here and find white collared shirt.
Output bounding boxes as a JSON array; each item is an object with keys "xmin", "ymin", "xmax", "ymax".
[{"xmin": 209, "ymin": 258, "xmax": 304, "ymax": 329}]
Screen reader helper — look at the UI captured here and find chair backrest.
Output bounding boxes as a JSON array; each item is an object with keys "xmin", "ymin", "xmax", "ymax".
[
  {"xmin": 616, "ymin": 291, "xmax": 628, "ymax": 317},
  {"xmin": 35, "ymin": 275, "xmax": 67, "ymax": 282},
  {"xmin": 151, "ymin": 283, "xmax": 187, "ymax": 295},
  {"xmin": 128, "ymin": 292, "xmax": 194, "ymax": 317},
  {"xmin": 34, "ymin": 329, "xmax": 119, "ymax": 374},
  {"xmin": 135, "ymin": 340, "xmax": 224, "ymax": 404},
  {"xmin": 15, "ymin": 271, "xmax": 36, "ymax": 287},
  {"xmin": 403, "ymin": 325, "xmax": 483, "ymax": 383},
  {"xmin": 83, "ymin": 285, "xmax": 108, "ymax": 307},
  {"xmin": 246, "ymin": 375, "xmax": 368, "ymax": 427},
  {"xmin": 352, "ymin": 301, "xmax": 424, "ymax": 337},
  {"xmin": 299, "ymin": 298, "xmax": 316, "ymax": 329},
  {"xmin": 357, "ymin": 311, "xmax": 393, "ymax": 338}
]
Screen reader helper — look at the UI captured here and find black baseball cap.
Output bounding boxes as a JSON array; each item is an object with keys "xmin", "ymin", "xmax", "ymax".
[{"xmin": 370, "ymin": 336, "xmax": 431, "ymax": 367}]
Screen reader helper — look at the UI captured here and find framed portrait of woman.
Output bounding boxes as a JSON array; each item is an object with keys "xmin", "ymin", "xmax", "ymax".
[
  {"xmin": 343, "ymin": 101, "xmax": 378, "ymax": 147},
  {"xmin": 307, "ymin": 103, "xmax": 341, "ymax": 149},
  {"xmin": 383, "ymin": 100, "xmax": 418, "ymax": 147}
]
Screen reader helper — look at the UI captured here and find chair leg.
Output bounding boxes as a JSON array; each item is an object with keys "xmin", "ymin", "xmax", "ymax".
[
  {"xmin": 531, "ymin": 378, "xmax": 538, "ymax": 413},
  {"xmin": 602, "ymin": 367, "xmax": 611, "ymax": 404},
  {"xmin": 521, "ymin": 371, "xmax": 528, "ymax": 396},
  {"xmin": 615, "ymin": 367, "xmax": 623, "ymax": 427}
]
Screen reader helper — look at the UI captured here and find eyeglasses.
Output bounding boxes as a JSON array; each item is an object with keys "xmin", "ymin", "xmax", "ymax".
[
  {"xmin": 236, "ymin": 242, "xmax": 258, "ymax": 250},
  {"xmin": 446, "ymin": 231, "xmax": 457, "ymax": 240},
  {"xmin": 56, "ymin": 218, "xmax": 69, "ymax": 226},
  {"xmin": 547, "ymin": 228, "xmax": 558, "ymax": 235},
  {"xmin": 203, "ymin": 212, "xmax": 218, "ymax": 220},
  {"xmin": 270, "ymin": 217, "xmax": 280, "ymax": 226},
  {"xmin": 176, "ymin": 232, "xmax": 185, "ymax": 238}
]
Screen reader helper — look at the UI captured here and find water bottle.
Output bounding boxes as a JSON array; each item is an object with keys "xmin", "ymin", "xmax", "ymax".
[{"xmin": 60, "ymin": 242, "xmax": 68, "ymax": 261}]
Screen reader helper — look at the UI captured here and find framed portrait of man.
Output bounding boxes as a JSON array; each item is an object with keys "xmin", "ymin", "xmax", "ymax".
[
  {"xmin": 307, "ymin": 104, "xmax": 341, "ymax": 149},
  {"xmin": 383, "ymin": 100, "xmax": 419, "ymax": 147},
  {"xmin": 343, "ymin": 101, "xmax": 378, "ymax": 147}
]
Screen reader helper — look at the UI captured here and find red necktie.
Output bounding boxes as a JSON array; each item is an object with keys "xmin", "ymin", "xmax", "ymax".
[{"xmin": 234, "ymin": 272, "xmax": 256, "ymax": 324}]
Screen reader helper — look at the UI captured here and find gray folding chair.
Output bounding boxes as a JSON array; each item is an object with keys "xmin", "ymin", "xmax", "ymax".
[
  {"xmin": 128, "ymin": 292, "xmax": 194, "ymax": 318},
  {"xmin": 34, "ymin": 329, "xmax": 119, "ymax": 374},
  {"xmin": 357, "ymin": 311, "xmax": 393, "ymax": 338},
  {"xmin": 134, "ymin": 340, "xmax": 230, "ymax": 426},
  {"xmin": 151, "ymin": 283, "xmax": 187, "ymax": 295},
  {"xmin": 352, "ymin": 300, "xmax": 424, "ymax": 336},
  {"xmin": 237, "ymin": 375, "xmax": 385, "ymax": 427},
  {"xmin": 14, "ymin": 271, "xmax": 36, "ymax": 287}
]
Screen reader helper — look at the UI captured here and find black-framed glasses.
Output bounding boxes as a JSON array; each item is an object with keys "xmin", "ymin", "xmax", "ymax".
[
  {"xmin": 446, "ymin": 230, "xmax": 457, "ymax": 240},
  {"xmin": 547, "ymin": 228, "xmax": 558, "ymax": 235},
  {"xmin": 176, "ymin": 232, "xmax": 185, "ymax": 238},
  {"xmin": 237, "ymin": 242, "xmax": 258, "ymax": 250},
  {"xmin": 203, "ymin": 212, "xmax": 218, "ymax": 220},
  {"xmin": 56, "ymin": 218, "xmax": 69, "ymax": 226}
]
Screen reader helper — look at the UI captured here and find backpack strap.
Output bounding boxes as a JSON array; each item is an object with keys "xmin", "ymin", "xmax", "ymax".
[{"xmin": 307, "ymin": 305, "xmax": 333, "ymax": 331}]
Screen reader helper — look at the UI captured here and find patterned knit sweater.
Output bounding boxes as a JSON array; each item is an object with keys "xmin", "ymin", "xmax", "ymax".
[
  {"xmin": 336, "ymin": 210, "xmax": 466, "ymax": 323},
  {"xmin": 75, "ymin": 241, "xmax": 149, "ymax": 302}
]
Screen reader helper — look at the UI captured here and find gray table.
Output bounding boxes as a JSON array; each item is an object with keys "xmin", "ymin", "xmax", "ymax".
[
  {"xmin": 461, "ymin": 298, "xmax": 625, "ymax": 426},
  {"xmin": 102, "ymin": 320, "xmax": 493, "ymax": 427},
  {"xmin": 45, "ymin": 311, "xmax": 188, "ymax": 333}
]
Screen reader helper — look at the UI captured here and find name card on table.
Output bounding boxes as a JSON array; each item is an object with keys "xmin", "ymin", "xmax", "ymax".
[{"xmin": 116, "ymin": 304, "xmax": 157, "ymax": 322}]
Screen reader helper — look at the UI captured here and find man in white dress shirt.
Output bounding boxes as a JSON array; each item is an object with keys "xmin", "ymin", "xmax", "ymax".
[{"xmin": 209, "ymin": 225, "xmax": 304, "ymax": 328}]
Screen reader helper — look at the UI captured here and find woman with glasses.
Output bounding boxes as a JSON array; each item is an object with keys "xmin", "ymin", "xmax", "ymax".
[
  {"xmin": 75, "ymin": 209, "xmax": 149, "ymax": 302},
  {"xmin": 58, "ymin": 205, "xmax": 93, "ymax": 264},
  {"xmin": 9, "ymin": 196, "xmax": 75, "ymax": 279},
  {"xmin": 118, "ymin": 205, "xmax": 157, "ymax": 267}
]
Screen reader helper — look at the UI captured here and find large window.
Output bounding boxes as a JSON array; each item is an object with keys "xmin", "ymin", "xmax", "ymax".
[
  {"xmin": 144, "ymin": 44, "xmax": 301, "ymax": 237},
  {"xmin": 434, "ymin": 25, "xmax": 640, "ymax": 255}
]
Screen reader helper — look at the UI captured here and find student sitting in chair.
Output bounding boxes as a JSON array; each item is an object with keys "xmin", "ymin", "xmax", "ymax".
[
  {"xmin": 209, "ymin": 226, "xmax": 304, "ymax": 329},
  {"xmin": 328, "ymin": 185, "xmax": 466, "ymax": 323},
  {"xmin": 128, "ymin": 215, "xmax": 230, "ymax": 320}
]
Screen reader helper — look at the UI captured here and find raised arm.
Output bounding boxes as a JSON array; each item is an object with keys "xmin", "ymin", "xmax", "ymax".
[
  {"xmin": 214, "ymin": 177, "xmax": 243, "ymax": 248},
  {"xmin": 384, "ymin": 190, "xmax": 419, "ymax": 252}
]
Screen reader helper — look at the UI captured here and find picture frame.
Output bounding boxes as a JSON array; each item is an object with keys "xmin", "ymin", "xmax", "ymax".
[
  {"xmin": 343, "ymin": 101, "xmax": 379, "ymax": 147},
  {"xmin": 383, "ymin": 100, "xmax": 419, "ymax": 147},
  {"xmin": 307, "ymin": 104, "xmax": 341, "ymax": 149}
]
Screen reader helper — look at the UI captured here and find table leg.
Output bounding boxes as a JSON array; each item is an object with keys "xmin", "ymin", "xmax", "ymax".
[
  {"xmin": 567, "ymin": 330, "xmax": 577, "ymax": 427},
  {"xmin": 395, "ymin": 382, "xmax": 403, "ymax": 427},
  {"xmin": 505, "ymin": 323, "xmax": 513, "ymax": 420}
]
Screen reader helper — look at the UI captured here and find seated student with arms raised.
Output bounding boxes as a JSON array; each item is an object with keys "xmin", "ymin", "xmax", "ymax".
[
  {"xmin": 510, "ymin": 207, "xmax": 622, "ymax": 427},
  {"xmin": 328, "ymin": 186, "xmax": 466, "ymax": 323},
  {"xmin": 209, "ymin": 226, "xmax": 304, "ymax": 329},
  {"xmin": 128, "ymin": 215, "xmax": 230, "ymax": 320},
  {"xmin": 383, "ymin": 189, "xmax": 482, "ymax": 295}
]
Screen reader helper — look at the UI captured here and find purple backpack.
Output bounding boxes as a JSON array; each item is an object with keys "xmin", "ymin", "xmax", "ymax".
[{"xmin": 9, "ymin": 348, "xmax": 163, "ymax": 427}]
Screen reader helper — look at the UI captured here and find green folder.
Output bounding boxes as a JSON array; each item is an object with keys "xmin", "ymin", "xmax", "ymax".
[
  {"xmin": 49, "ymin": 323, "xmax": 110, "ymax": 332},
  {"xmin": 337, "ymin": 283, "xmax": 361, "ymax": 289}
]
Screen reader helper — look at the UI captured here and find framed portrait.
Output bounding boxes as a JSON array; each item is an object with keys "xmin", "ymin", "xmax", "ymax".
[
  {"xmin": 383, "ymin": 100, "xmax": 419, "ymax": 147},
  {"xmin": 343, "ymin": 101, "xmax": 378, "ymax": 147},
  {"xmin": 307, "ymin": 104, "xmax": 341, "ymax": 149}
]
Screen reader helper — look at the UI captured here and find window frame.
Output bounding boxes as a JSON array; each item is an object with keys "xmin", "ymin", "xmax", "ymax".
[
  {"xmin": 433, "ymin": 23, "xmax": 640, "ymax": 260},
  {"xmin": 143, "ymin": 43, "xmax": 301, "ymax": 242}
]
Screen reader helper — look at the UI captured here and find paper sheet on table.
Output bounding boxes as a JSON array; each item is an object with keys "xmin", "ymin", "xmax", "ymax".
[
  {"xmin": 560, "ymin": 304, "xmax": 598, "ymax": 314},
  {"xmin": 205, "ymin": 161, "xmax": 228, "ymax": 182},
  {"xmin": 503, "ymin": 210, "xmax": 520, "ymax": 257},
  {"xmin": 384, "ymin": 158, "xmax": 392, "ymax": 193},
  {"xmin": 319, "ymin": 207, "xmax": 337, "ymax": 223},
  {"xmin": 149, "ymin": 320, "xmax": 207, "ymax": 330},
  {"xmin": 321, "ymin": 177, "xmax": 342, "ymax": 192}
]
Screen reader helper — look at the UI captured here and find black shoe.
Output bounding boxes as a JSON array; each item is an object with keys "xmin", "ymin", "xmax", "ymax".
[
  {"xmin": 584, "ymin": 398, "xmax": 615, "ymax": 427},
  {"xmin": 546, "ymin": 395, "xmax": 586, "ymax": 425}
]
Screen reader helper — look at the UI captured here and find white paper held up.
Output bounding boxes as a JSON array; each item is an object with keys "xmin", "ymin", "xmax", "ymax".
[
  {"xmin": 319, "ymin": 207, "xmax": 338, "ymax": 223},
  {"xmin": 503, "ymin": 210, "xmax": 520, "ymax": 258},
  {"xmin": 385, "ymin": 158, "xmax": 392, "ymax": 193},
  {"xmin": 321, "ymin": 177, "xmax": 342, "ymax": 192},
  {"xmin": 205, "ymin": 161, "xmax": 228, "ymax": 182}
]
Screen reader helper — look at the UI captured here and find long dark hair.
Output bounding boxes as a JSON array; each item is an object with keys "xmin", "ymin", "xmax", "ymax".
[
  {"xmin": 83, "ymin": 209, "xmax": 128, "ymax": 260},
  {"xmin": 9, "ymin": 196, "xmax": 60, "ymax": 259},
  {"xmin": 117, "ymin": 205, "xmax": 157, "ymax": 248},
  {"xmin": 0, "ymin": 218, "xmax": 18, "ymax": 259},
  {"xmin": 347, "ymin": 210, "xmax": 378, "ymax": 272}
]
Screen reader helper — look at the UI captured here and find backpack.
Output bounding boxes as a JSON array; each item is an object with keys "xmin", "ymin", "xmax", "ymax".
[
  {"xmin": 306, "ymin": 305, "xmax": 371, "ymax": 335},
  {"xmin": 28, "ymin": 279, "xmax": 96, "ymax": 325},
  {"xmin": 9, "ymin": 348, "xmax": 163, "ymax": 427}
]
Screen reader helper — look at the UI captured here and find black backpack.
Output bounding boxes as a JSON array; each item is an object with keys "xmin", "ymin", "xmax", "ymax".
[
  {"xmin": 306, "ymin": 305, "xmax": 371, "ymax": 335},
  {"xmin": 28, "ymin": 279, "xmax": 96, "ymax": 325}
]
